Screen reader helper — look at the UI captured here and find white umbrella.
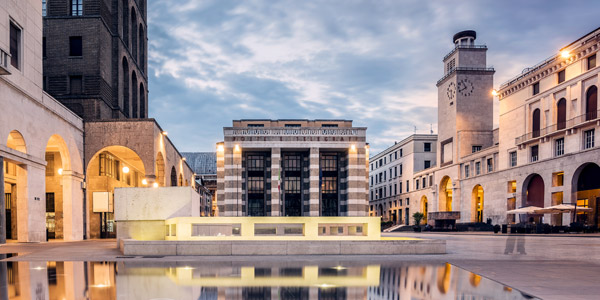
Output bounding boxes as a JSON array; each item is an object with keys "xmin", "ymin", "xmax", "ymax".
[
  {"xmin": 534, "ymin": 204, "xmax": 593, "ymax": 214},
  {"xmin": 506, "ymin": 206, "xmax": 543, "ymax": 214}
]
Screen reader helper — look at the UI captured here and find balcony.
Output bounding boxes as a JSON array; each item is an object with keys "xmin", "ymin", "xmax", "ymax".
[
  {"xmin": 516, "ymin": 110, "xmax": 600, "ymax": 145},
  {"xmin": 0, "ymin": 48, "xmax": 10, "ymax": 75},
  {"xmin": 443, "ymin": 44, "xmax": 488, "ymax": 61},
  {"xmin": 437, "ymin": 66, "xmax": 495, "ymax": 86}
]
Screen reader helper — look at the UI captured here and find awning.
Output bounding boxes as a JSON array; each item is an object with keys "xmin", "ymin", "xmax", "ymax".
[
  {"xmin": 506, "ymin": 206, "xmax": 543, "ymax": 214},
  {"xmin": 534, "ymin": 204, "xmax": 593, "ymax": 214}
]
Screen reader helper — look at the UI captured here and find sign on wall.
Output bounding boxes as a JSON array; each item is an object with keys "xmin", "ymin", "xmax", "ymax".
[{"xmin": 92, "ymin": 192, "xmax": 113, "ymax": 213}]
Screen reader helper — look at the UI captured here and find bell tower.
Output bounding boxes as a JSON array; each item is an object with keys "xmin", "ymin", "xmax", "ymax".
[{"xmin": 436, "ymin": 30, "xmax": 495, "ymax": 166}]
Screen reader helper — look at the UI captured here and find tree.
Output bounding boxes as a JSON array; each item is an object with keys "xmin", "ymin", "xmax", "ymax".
[{"xmin": 412, "ymin": 212, "xmax": 424, "ymax": 226}]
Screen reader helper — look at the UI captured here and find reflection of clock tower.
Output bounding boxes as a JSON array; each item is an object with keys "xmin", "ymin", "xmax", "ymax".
[{"xmin": 436, "ymin": 30, "xmax": 495, "ymax": 166}]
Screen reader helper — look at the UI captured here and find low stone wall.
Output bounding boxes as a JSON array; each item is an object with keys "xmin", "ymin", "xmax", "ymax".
[{"xmin": 120, "ymin": 238, "xmax": 446, "ymax": 256}]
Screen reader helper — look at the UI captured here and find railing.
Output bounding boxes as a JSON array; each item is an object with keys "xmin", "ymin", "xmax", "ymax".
[
  {"xmin": 0, "ymin": 48, "xmax": 11, "ymax": 75},
  {"xmin": 515, "ymin": 110, "xmax": 600, "ymax": 145},
  {"xmin": 443, "ymin": 44, "xmax": 488, "ymax": 61},
  {"xmin": 437, "ymin": 67, "xmax": 495, "ymax": 86},
  {"xmin": 500, "ymin": 54, "xmax": 557, "ymax": 89}
]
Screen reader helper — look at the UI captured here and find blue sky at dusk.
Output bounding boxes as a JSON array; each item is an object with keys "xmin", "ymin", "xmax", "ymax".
[{"xmin": 147, "ymin": 0, "xmax": 600, "ymax": 154}]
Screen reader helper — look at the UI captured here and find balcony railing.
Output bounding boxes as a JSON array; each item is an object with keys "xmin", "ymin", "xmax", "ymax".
[
  {"xmin": 500, "ymin": 54, "xmax": 557, "ymax": 89},
  {"xmin": 443, "ymin": 44, "xmax": 488, "ymax": 61},
  {"xmin": 0, "ymin": 48, "xmax": 10, "ymax": 75},
  {"xmin": 515, "ymin": 110, "xmax": 600, "ymax": 145},
  {"xmin": 437, "ymin": 66, "xmax": 495, "ymax": 86}
]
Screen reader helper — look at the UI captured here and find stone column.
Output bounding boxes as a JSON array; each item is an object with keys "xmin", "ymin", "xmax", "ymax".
[
  {"xmin": 309, "ymin": 148, "xmax": 320, "ymax": 216},
  {"xmin": 346, "ymin": 146, "xmax": 367, "ymax": 216},
  {"xmin": 0, "ymin": 156, "xmax": 5, "ymax": 244},
  {"xmin": 233, "ymin": 147, "xmax": 242, "ymax": 216},
  {"xmin": 62, "ymin": 172, "xmax": 84, "ymax": 241},
  {"xmin": 270, "ymin": 148, "xmax": 281, "ymax": 216},
  {"xmin": 64, "ymin": 262, "xmax": 85, "ymax": 299},
  {"xmin": 216, "ymin": 144, "xmax": 225, "ymax": 216}
]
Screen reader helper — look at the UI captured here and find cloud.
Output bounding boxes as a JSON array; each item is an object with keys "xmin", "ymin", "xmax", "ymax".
[{"xmin": 146, "ymin": 0, "xmax": 600, "ymax": 154}]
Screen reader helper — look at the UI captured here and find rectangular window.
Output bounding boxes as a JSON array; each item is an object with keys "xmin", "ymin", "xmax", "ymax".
[
  {"xmin": 509, "ymin": 151, "xmax": 517, "ymax": 167},
  {"xmin": 399, "ymin": 199, "xmax": 402, "ymax": 206},
  {"xmin": 70, "ymin": 76, "xmax": 82, "ymax": 94},
  {"xmin": 584, "ymin": 129, "xmax": 595, "ymax": 149},
  {"xmin": 557, "ymin": 69, "xmax": 565, "ymax": 83},
  {"xmin": 370, "ymin": 176, "xmax": 373, "ymax": 186},
  {"xmin": 475, "ymin": 161, "xmax": 481, "ymax": 175},
  {"xmin": 394, "ymin": 166, "xmax": 397, "ymax": 177},
  {"xmin": 406, "ymin": 180, "xmax": 409, "ymax": 193},
  {"xmin": 552, "ymin": 172, "xmax": 564, "ymax": 187},
  {"xmin": 10, "ymin": 22, "xmax": 21, "ymax": 70},
  {"xmin": 69, "ymin": 36, "xmax": 83, "ymax": 56},
  {"xmin": 532, "ymin": 82, "xmax": 540, "ymax": 95},
  {"xmin": 487, "ymin": 158, "xmax": 493, "ymax": 172},
  {"xmin": 394, "ymin": 151, "xmax": 398, "ymax": 159},
  {"xmin": 464, "ymin": 165, "xmax": 469, "ymax": 178},
  {"xmin": 416, "ymin": 179, "xmax": 419, "ymax": 190},
  {"xmin": 370, "ymin": 191, "xmax": 373, "ymax": 201},
  {"xmin": 284, "ymin": 124, "xmax": 301, "ymax": 127},
  {"xmin": 322, "ymin": 124, "xmax": 338, "ymax": 127},
  {"xmin": 394, "ymin": 184, "xmax": 397, "ymax": 195},
  {"xmin": 71, "ymin": 0, "xmax": 83, "ymax": 16},
  {"xmin": 382, "ymin": 187, "xmax": 386, "ymax": 198},
  {"xmin": 531, "ymin": 145, "xmax": 539, "ymax": 162},
  {"xmin": 424, "ymin": 160, "xmax": 431, "ymax": 169},
  {"xmin": 399, "ymin": 164, "xmax": 403, "ymax": 176},
  {"xmin": 429, "ymin": 175, "xmax": 433, "ymax": 186},
  {"xmin": 248, "ymin": 124, "xmax": 264, "ymax": 127},
  {"xmin": 424, "ymin": 142, "xmax": 431, "ymax": 152},
  {"xmin": 399, "ymin": 149, "xmax": 403, "ymax": 157},
  {"xmin": 320, "ymin": 154, "xmax": 337, "ymax": 171},
  {"xmin": 472, "ymin": 145, "xmax": 482, "ymax": 153},
  {"xmin": 383, "ymin": 171, "xmax": 386, "ymax": 181},
  {"xmin": 508, "ymin": 180, "xmax": 517, "ymax": 193},
  {"xmin": 555, "ymin": 138, "xmax": 564, "ymax": 156},
  {"xmin": 588, "ymin": 54, "xmax": 596, "ymax": 70},
  {"xmin": 398, "ymin": 182, "xmax": 402, "ymax": 194},
  {"xmin": 43, "ymin": 0, "xmax": 47, "ymax": 16}
]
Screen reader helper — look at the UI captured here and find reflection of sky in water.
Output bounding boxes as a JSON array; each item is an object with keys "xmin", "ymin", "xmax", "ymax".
[{"xmin": 1, "ymin": 260, "xmax": 539, "ymax": 299}]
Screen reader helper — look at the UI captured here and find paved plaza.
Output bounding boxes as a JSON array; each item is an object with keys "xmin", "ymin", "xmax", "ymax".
[{"xmin": 1, "ymin": 233, "xmax": 599, "ymax": 299}]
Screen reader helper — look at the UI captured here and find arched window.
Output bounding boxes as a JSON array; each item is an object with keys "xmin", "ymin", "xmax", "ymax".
[
  {"xmin": 131, "ymin": 72, "xmax": 138, "ymax": 118},
  {"xmin": 557, "ymin": 98, "xmax": 566, "ymax": 130},
  {"xmin": 586, "ymin": 85, "xmax": 597, "ymax": 121},
  {"xmin": 139, "ymin": 25, "xmax": 145, "ymax": 70},
  {"xmin": 139, "ymin": 83, "xmax": 145, "ymax": 118},
  {"xmin": 122, "ymin": 0, "xmax": 128, "ymax": 46},
  {"xmin": 121, "ymin": 57, "xmax": 129, "ymax": 117},
  {"xmin": 131, "ymin": 8, "xmax": 137, "ymax": 61},
  {"xmin": 532, "ymin": 108, "xmax": 540, "ymax": 138},
  {"xmin": 170, "ymin": 166, "xmax": 177, "ymax": 186}
]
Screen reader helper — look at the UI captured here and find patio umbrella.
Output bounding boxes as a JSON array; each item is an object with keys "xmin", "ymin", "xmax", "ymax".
[
  {"xmin": 506, "ymin": 206, "xmax": 543, "ymax": 214},
  {"xmin": 534, "ymin": 204, "xmax": 593, "ymax": 214}
]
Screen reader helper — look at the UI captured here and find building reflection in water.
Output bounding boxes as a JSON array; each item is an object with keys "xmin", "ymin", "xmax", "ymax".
[{"xmin": 0, "ymin": 259, "xmax": 537, "ymax": 299}]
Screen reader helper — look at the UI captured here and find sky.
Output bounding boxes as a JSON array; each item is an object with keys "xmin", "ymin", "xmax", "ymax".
[{"xmin": 147, "ymin": 0, "xmax": 600, "ymax": 155}]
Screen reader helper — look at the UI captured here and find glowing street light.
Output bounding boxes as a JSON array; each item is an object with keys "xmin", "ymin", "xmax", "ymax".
[
  {"xmin": 153, "ymin": 182, "xmax": 159, "ymax": 188},
  {"xmin": 57, "ymin": 168, "xmax": 63, "ymax": 175},
  {"xmin": 142, "ymin": 179, "xmax": 148, "ymax": 185},
  {"xmin": 561, "ymin": 50, "xmax": 571, "ymax": 59},
  {"xmin": 122, "ymin": 166, "xmax": 130, "ymax": 174},
  {"xmin": 491, "ymin": 89, "xmax": 498, "ymax": 96}
]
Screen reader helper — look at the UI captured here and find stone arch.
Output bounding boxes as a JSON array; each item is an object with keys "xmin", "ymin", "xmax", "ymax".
[
  {"xmin": 439, "ymin": 176, "xmax": 453, "ymax": 211},
  {"xmin": 586, "ymin": 85, "xmax": 597, "ymax": 121},
  {"xmin": 471, "ymin": 185, "xmax": 484, "ymax": 223},
  {"xmin": 7, "ymin": 130, "xmax": 27, "ymax": 153},
  {"xmin": 122, "ymin": 57, "xmax": 130, "ymax": 116},
  {"xmin": 572, "ymin": 163, "xmax": 600, "ymax": 226},
  {"xmin": 139, "ymin": 25, "xmax": 145, "ymax": 68},
  {"xmin": 155, "ymin": 152, "xmax": 165, "ymax": 186},
  {"xmin": 122, "ymin": 0, "xmax": 129, "ymax": 45},
  {"xmin": 170, "ymin": 166, "xmax": 177, "ymax": 186},
  {"xmin": 522, "ymin": 173, "xmax": 544, "ymax": 223},
  {"xmin": 139, "ymin": 83, "xmax": 145, "ymax": 118},
  {"xmin": 420, "ymin": 195, "xmax": 428, "ymax": 223},
  {"xmin": 44, "ymin": 134, "xmax": 72, "ymax": 240}
]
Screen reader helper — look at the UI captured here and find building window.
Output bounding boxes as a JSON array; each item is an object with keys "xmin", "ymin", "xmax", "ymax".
[
  {"xmin": 247, "ymin": 155, "xmax": 265, "ymax": 171},
  {"xmin": 532, "ymin": 108, "xmax": 541, "ymax": 138},
  {"xmin": 69, "ymin": 76, "xmax": 82, "ymax": 94},
  {"xmin": 370, "ymin": 191, "xmax": 373, "ymax": 201},
  {"xmin": 429, "ymin": 175, "xmax": 433, "ymax": 186},
  {"xmin": 424, "ymin": 160, "xmax": 431, "ymax": 168},
  {"xmin": 555, "ymin": 138, "xmax": 564, "ymax": 156},
  {"xmin": 447, "ymin": 59, "xmax": 455, "ymax": 72},
  {"xmin": 406, "ymin": 180, "xmax": 409, "ymax": 193},
  {"xmin": 552, "ymin": 172, "xmax": 564, "ymax": 187},
  {"xmin": 9, "ymin": 22, "xmax": 21, "ymax": 70},
  {"xmin": 508, "ymin": 180, "xmax": 517, "ymax": 193},
  {"xmin": 586, "ymin": 86, "xmax": 597, "ymax": 121},
  {"xmin": 248, "ymin": 124, "xmax": 264, "ymax": 127},
  {"xmin": 487, "ymin": 158, "xmax": 493, "ymax": 172},
  {"xmin": 530, "ymin": 145, "xmax": 539, "ymax": 162},
  {"xmin": 532, "ymin": 82, "xmax": 540, "ymax": 95},
  {"xmin": 464, "ymin": 165, "xmax": 470, "ymax": 178},
  {"xmin": 69, "ymin": 36, "xmax": 83, "ymax": 56},
  {"xmin": 43, "ymin": 0, "xmax": 47, "ymax": 16},
  {"xmin": 472, "ymin": 145, "xmax": 482, "ymax": 153},
  {"xmin": 398, "ymin": 182, "xmax": 402, "ymax": 194},
  {"xmin": 394, "ymin": 184, "xmax": 397, "ymax": 195},
  {"xmin": 509, "ymin": 151, "xmax": 517, "ymax": 167},
  {"xmin": 557, "ymin": 69, "xmax": 565, "ymax": 83},
  {"xmin": 394, "ymin": 151, "xmax": 398, "ymax": 159},
  {"xmin": 399, "ymin": 164, "xmax": 403, "ymax": 176},
  {"xmin": 584, "ymin": 129, "xmax": 595, "ymax": 149},
  {"xmin": 588, "ymin": 54, "xmax": 596, "ymax": 70},
  {"xmin": 284, "ymin": 124, "xmax": 301, "ymax": 127},
  {"xmin": 394, "ymin": 166, "xmax": 397, "ymax": 177},
  {"xmin": 557, "ymin": 98, "xmax": 567, "ymax": 130},
  {"xmin": 424, "ymin": 143, "xmax": 431, "ymax": 152},
  {"xmin": 400, "ymin": 149, "xmax": 403, "ymax": 157},
  {"xmin": 71, "ymin": 0, "xmax": 83, "ymax": 16},
  {"xmin": 406, "ymin": 198, "xmax": 410, "ymax": 206},
  {"xmin": 475, "ymin": 162, "xmax": 480, "ymax": 175},
  {"xmin": 370, "ymin": 176, "xmax": 373, "ymax": 186},
  {"xmin": 416, "ymin": 180, "xmax": 419, "ymax": 190},
  {"xmin": 322, "ymin": 124, "xmax": 338, "ymax": 127}
]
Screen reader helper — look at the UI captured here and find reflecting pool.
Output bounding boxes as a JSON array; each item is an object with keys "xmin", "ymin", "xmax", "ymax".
[{"xmin": 0, "ymin": 259, "xmax": 538, "ymax": 299}]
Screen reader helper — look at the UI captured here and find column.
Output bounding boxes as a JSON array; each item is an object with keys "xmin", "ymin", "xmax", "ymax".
[
  {"xmin": 64, "ymin": 261, "xmax": 86, "ymax": 300},
  {"xmin": 223, "ymin": 146, "xmax": 242, "ymax": 216},
  {"xmin": 22, "ymin": 165, "xmax": 46, "ymax": 242},
  {"xmin": 309, "ymin": 148, "xmax": 320, "ymax": 216},
  {"xmin": 62, "ymin": 172, "xmax": 84, "ymax": 241},
  {"xmin": 346, "ymin": 146, "xmax": 367, "ymax": 216},
  {"xmin": 0, "ymin": 156, "xmax": 5, "ymax": 244},
  {"xmin": 270, "ymin": 148, "xmax": 281, "ymax": 216}
]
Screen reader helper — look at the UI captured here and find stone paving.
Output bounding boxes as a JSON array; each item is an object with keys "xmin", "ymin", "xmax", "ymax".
[{"xmin": 1, "ymin": 233, "xmax": 599, "ymax": 299}]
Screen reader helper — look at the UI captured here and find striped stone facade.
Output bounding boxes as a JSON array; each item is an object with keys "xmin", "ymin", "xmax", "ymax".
[{"xmin": 216, "ymin": 120, "xmax": 368, "ymax": 217}]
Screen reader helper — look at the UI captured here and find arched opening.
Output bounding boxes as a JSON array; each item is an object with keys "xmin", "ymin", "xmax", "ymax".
[
  {"xmin": 122, "ymin": 0, "xmax": 128, "ymax": 46},
  {"xmin": 44, "ymin": 135, "xmax": 71, "ymax": 240},
  {"xmin": 178, "ymin": 173, "xmax": 183, "ymax": 186},
  {"xmin": 557, "ymin": 98, "xmax": 566, "ymax": 130},
  {"xmin": 523, "ymin": 174, "xmax": 544, "ymax": 223},
  {"xmin": 139, "ymin": 25, "xmax": 145, "ymax": 69},
  {"xmin": 420, "ymin": 196, "xmax": 428, "ymax": 223},
  {"xmin": 121, "ymin": 57, "xmax": 129, "ymax": 117},
  {"xmin": 532, "ymin": 108, "xmax": 541, "ymax": 138},
  {"xmin": 471, "ymin": 185, "xmax": 484, "ymax": 223},
  {"xmin": 439, "ymin": 176, "xmax": 452, "ymax": 211},
  {"xmin": 139, "ymin": 83, "xmax": 145, "ymax": 118},
  {"xmin": 572, "ymin": 163, "xmax": 600, "ymax": 227},
  {"xmin": 586, "ymin": 85, "xmax": 597, "ymax": 121},
  {"xmin": 170, "ymin": 166, "xmax": 177, "ymax": 186},
  {"xmin": 4, "ymin": 130, "xmax": 28, "ymax": 240},
  {"xmin": 155, "ymin": 152, "xmax": 165, "ymax": 186},
  {"xmin": 86, "ymin": 146, "xmax": 146, "ymax": 238},
  {"xmin": 131, "ymin": 8, "xmax": 137, "ymax": 61},
  {"xmin": 131, "ymin": 72, "xmax": 138, "ymax": 118}
]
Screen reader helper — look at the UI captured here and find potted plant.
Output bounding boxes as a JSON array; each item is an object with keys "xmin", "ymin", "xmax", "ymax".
[
  {"xmin": 493, "ymin": 224, "xmax": 501, "ymax": 233},
  {"xmin": 412, "ymin": 212, "xmax": 424, "ymax": 232}
]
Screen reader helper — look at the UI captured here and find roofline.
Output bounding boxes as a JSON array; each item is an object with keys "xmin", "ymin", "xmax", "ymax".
[{"xmin": 369, "ymin": 134, "xmax": 437, "ymax": 160}]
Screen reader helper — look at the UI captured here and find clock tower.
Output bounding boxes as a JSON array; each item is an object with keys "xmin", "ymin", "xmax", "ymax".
[{"xmin": 436, "ymin": 30, "xmax": 495, "ymax": 166}]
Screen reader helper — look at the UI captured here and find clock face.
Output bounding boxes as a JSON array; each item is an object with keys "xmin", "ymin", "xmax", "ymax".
[
  {"xmin": 458, "ymin": 79, "xmax": 474, "ymax": 97},
  {"xmin": 446, "ymin": 82, "xmax": 456, "ymax": 100}
]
